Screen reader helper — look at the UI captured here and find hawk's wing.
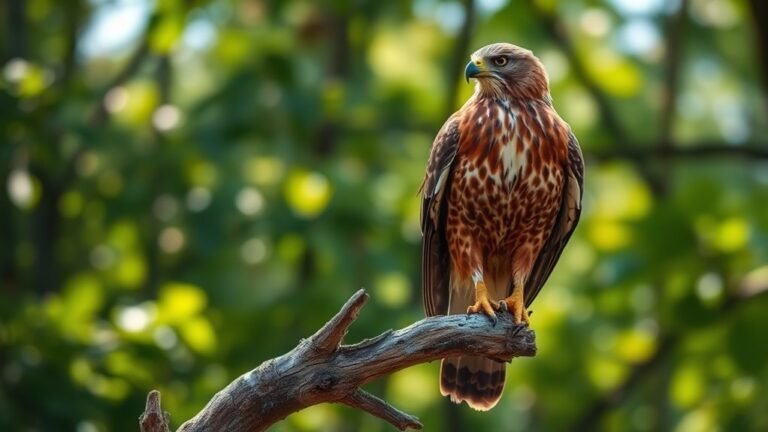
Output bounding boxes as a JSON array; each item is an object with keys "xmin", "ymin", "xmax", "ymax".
[
  {"xmin": 421, "ymin": 117, "xmax": 461, "ymax": 316},
  {"xmin": 524, "ymin": 131, "xmax": 584, "ymax": 307}
]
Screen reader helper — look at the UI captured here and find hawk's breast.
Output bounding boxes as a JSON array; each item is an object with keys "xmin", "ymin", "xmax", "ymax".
[{"xmin": 450, "ymin": 99, "xmax": 564, "ymax": 254}]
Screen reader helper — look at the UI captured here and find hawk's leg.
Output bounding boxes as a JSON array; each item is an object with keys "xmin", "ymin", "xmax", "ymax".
[
  {"xmin": 500, "ymin": 282, "xmax": 530, "ymax": 324},
  {"xmin": 467, "ymin": 271, "xmax": 500, "ymax": 319}
]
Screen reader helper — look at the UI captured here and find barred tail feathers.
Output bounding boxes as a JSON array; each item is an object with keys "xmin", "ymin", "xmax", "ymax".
[
  {"xmin": 439, "ymin": 271, "xmax": 508, "ymax": 411},
  {"xmin": 440, "ymin": 356, "xmax": 505, "ymax": 411}
]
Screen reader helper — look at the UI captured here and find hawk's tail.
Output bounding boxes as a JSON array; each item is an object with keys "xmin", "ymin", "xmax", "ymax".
[
  {"xmin": 440, "ymin": 356, "xmax": 505, "ymax": 411},
  {"xmin": 439, "ymin": 271, "xmax": 510, "ymax": 410}
]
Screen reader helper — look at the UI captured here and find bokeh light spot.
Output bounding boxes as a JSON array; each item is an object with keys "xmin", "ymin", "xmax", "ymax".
[
  {"xmin": 104, "ymin": 86, "xmax": 128, "ymax": 113},
  {"xmin": 115, "ymin": 303, "xmax": 156, "ymax": 333},
  {"xmin": 235, "ymin": 187, "xmax": 265, "ymax": 216},
  {"xmin": 284, "ymin": 170, "xmax": 332, "ymax": 218},
  {"xmin": 241, "ymin": 237, "xmax": 268, "ymax": 265},
  {"xmin": 671, "ymin": 364, "xmax": 705, "ymax": 408},
  {"xmin": 244, "ymin": 156, "xmax": 284, "ymax": 185},
  {"xmin": 180, "ymin": 317, "xmax": 217, "ymax": 355},
  {"xmin": 154, "ymin": 325, "xmax": 178, "ymax": 350},
  {"xmin": 158, "ymin": 282, "xmax": 207, "ymax": 323},
  {"xmin": 373, "ymin": 272, "xmax": 411, "ymax": 308},
  {"xmin": 152, "ymin": 104, "xmax": 182, "ymax": 131},
  {"xmin": 580, "ymin": 8, "xmax": 612, "ymax": 37},
  {"xmin": 186, "ymin": 187, "xmax": 212, "ymax": 212},
  {"xmin": 7, "ymin": 169, "xmax": 39, "ymax": 210},
  {"xmin": 714, "ymin": 217, "xmax": 749, "ymax": 253},
  {"xmin": 387, "ymin": 363, "xmax": 437, "ymax": 411},
  {"xmin": 153, "ymin": 194, "xmax": 179, "ymax": 221},
  {"xmin": 159, "ymin": 227, "xmax": 185, "ymax": 254}
]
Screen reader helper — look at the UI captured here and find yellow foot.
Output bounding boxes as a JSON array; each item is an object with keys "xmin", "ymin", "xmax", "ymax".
[
  {"xmin": 501, "ymin": 295, "xmax": 530, "ymax": 325},
  {"xmin": 467, "ymin": 296, "xmax": 500, "ymax": 318},
  {"xmin": 467, "ymin": 282, "xmax": 500, "ymax": 321}
]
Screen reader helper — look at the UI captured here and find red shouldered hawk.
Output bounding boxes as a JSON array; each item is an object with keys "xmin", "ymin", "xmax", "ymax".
[{"xmin": 421, "ymin": 43, "xmax": 584, "ymax": 411}]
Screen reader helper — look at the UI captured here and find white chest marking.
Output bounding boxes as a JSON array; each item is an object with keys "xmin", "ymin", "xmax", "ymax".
[{"xmin": 498, "ymin": 106, "xmax": 526, "ymax": 187}]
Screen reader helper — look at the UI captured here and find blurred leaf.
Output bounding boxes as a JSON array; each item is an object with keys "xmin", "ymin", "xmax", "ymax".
[
  {"xmin": 284, "ymin": 169, "xmax": 333, "ymax": 218},
  {"xmin": 158, "ymin": 282, "xmax": 208, "ymax": 324},
  {"xmin": 180, "ymin": 316, "xmax": 217, "ymax": 355},
  {"xmin": 670, "ymin": 363, "xmax": 706, "ymax": 408}
]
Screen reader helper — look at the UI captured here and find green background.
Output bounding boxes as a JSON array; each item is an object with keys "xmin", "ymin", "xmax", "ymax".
[{"xmin": 2, "ymin": 0, "xmax": 768, "ymax": 430}]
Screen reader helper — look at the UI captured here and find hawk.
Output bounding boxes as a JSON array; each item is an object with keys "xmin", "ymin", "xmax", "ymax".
[{"xmin": 421, "ymin": 43, "xmax": 584, "ymax": 411}]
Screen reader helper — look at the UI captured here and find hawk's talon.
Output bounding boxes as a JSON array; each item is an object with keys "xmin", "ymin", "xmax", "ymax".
[
  {"xmin": 467, "ymin": 298, "xmax": 499, "ymax": 318},
  {"xmin": 501, "ymin": 297, "xmax": 530, "ymax": 325},
  {"xmin": 498, "ymin": 301, "xmax": 509, "ymax": 313},
  {"xmin": 466, "ymin": 280, "xmax": 501, "ymax": 323},
  {"xmin": 467, "ymin": 290, "xmax": 500, "ymax": 326}
]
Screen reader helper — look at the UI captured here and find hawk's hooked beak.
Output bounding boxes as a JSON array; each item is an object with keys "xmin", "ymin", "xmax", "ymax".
[{"xmin": 465, "ymin": 60, "xmax": 484, "ymax": 82}]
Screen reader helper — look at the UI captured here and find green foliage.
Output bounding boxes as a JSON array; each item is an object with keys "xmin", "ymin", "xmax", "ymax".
[{"xmin": 1, "ymin": 0, "xmax": 768, "ymax": 431}]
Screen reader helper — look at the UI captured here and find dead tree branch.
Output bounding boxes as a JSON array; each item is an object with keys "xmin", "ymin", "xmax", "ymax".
[
  {"xmin": 138, "ymin": 289, "xmax": 536, "ymax": 432},
  {"xmin": 139, "ymin": 390, "xmax": 171, "ymax": 432}
]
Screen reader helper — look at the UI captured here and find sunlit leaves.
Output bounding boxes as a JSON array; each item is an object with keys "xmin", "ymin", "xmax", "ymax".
[
  {"xmin": 588, "ymin": 220, "xmax": 633, "ymax": 251},
  {"xmin": 591, "ymin": 165, "xmax": 653, "ymax": 219},
  {"xmin": 178, "ymin": 316, "xmax": 217, "ymax": 355},
  {"xmin": 185, "ymin": 159, "xmax": 218, "ymax": 187},
  {"xmin": 244, "ymin": 156, "xmax": 285, "ymax": 186},
  {"xmin": 284, "ymin": 169, "xmax": 333, "ymax": 218},
  {"xmin": 387, "ymin": 363, "xmax": 439, "ymax": 411},
  {"xmin": 586, "ymin": 164, "xmax": 652, "ymax": 252},
  {"xmin": 104, "ymin": 221, "xmax": 146, "ymax": 289},
  {"xmin": 368, "ymin": 23, "xmax": 444, "ymax": 118},
  {"xmin": 158, "ymin": 282, "xmax": 217, "ymax": 355},
  {"xmin": 585, "ymin": 49, "xmax": 643, "ymax": 97},
  {"xmin": 587, "ymin": 356, "xmax": 626, "ymax": 390},
  {"xmin": 373, "ymin": 272, "xmax": 411, "ymax": 308},
  {"xmin": 112, "ymin": 81, "xmax": 160, "ymax": 126},
  {"xmin": 557, "ymin": 88, "xmax": 598, "ymax": 132},
  {"xmin": 2, "ymin": 59, "xmax": 52, "ymax": 98},
  {"xmin": 106, "ymin": 350, "xmax": 154, "ymax": 385},
  {"xmin": 47, "ymin": 273, "xmax": 105, "ymax": 340},
  {"xmin": 213, "ymin": 29, "xmax": 252, "ymax": 67},
  {"xmin": 369, "ymin": 24, "xmax": 441, "ymax": 85},
  {"xmin": 150, "ymin": 15, "xmax": 184, "ymax": 54},
  {"xmin": 671, "ymin": 363, "xmax": 706, "ymax": 408},
  {"xmin": 2, "ymin": 0, "xmax": 768, "ymax": 430},
  {"xmin": 713, "ymin": 217, "xmax": 750, "ymax": 253},
  {"xmin": 158, "ymin": 282, "xmax": 207, "ymax": 323},
  {"xmin": 675, "ymin": 408, "xmax": 718, "ymax": 432},
  {"xmin": 694, "ymin": 214, "xmax": 753, "ymax": 255},
  {"xmin": 615, "ymin": 326, "xmax": 656, "ymax": 363},
  {"xmin": 69, "ymin": 357, "xmax": 132, "ymax": 401},
  {"xmin": 287, "ymin": 404, "xmax": 341, "ymax": 431}
]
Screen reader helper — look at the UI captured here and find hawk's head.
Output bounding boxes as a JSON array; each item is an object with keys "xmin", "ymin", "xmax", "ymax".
[{"xmin": 465, "ymin": 43, "xmax": 549, "ymax": 100}]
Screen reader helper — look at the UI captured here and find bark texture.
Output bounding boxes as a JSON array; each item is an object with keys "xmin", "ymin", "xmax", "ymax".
[{"xmin": 139, "ymin": 289, "xmax": 537, "ymax": 431}]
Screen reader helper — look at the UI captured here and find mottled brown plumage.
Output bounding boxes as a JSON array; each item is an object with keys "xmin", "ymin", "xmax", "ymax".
[{"xmin": 421, "ymin": 43, "xmax": 584, "ymax": 411}]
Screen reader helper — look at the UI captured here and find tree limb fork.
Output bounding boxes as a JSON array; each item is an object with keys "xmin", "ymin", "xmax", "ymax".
[{"xmin": 139, "ymin": 289, "xmax": 537, "ymax": 431}]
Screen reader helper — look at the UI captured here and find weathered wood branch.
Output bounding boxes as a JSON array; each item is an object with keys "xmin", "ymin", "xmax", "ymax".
[
  {"xmin": 139, "ymin": 289, "xmax": 536, "ymax": 431},
  {"xmin": 139, "ymin": 390, "xmax": 170, "ymax": 432}
]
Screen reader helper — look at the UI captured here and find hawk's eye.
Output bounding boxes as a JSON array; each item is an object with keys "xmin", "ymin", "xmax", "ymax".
[{"xmin": 492, "ymin": 56, "xmax": 508, "ymax": 66}]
